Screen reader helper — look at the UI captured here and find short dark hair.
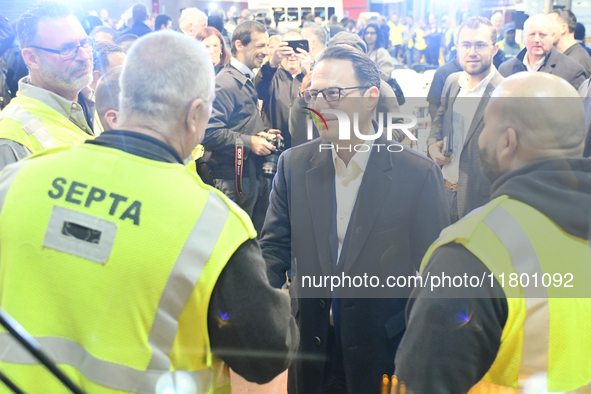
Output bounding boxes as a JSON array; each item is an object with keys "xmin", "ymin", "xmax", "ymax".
[
  {"xmin": 17, "ymin": 0, "xmax": 72, "ymax": 49},
  {"xmin": 231, "ymin": 20, "xmax": 266, "ymax": 56},
  {"xmin": 330, "ymin": 15, "xmax": 339, "ymax": 24},
  {"xmin": 458, "ymin": 16, "xmax": 496, "ymax": 45},
  {"xmin": 95, "ymin": 66, "xmax": 122, "ymax": 129},
  {"xmin": 93, "ymin": 41, "xmax": 124, "ymax": 73},
  {"xmin": 363, "ymin": 23, "xmax": 386, "ymax": 49},
  {"xmin": 552, "ymin": 8, "xmax": 577, "ymax": 34},
  {"xmin": 132, "ymin": 3, "xmax": 148, "ymax": 23},
  {"xmin": 90, "ymin": 26, "xmax": 118, "ymax": 41},
  {"xmin": 154, "ymin": 14, "xmax": 172, "ymax": 30},
  {"xmin": 315, "ymin": 45, "xmax": 380, "ymax": 89}
]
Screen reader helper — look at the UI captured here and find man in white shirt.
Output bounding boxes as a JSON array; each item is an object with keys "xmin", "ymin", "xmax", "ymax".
[
  {"xmin": 428, "ymin": 16, "xmax": 505, "ymax": 222},
  {"xmin": 260, "ymin": 45, "xmax": 449, "ymax": 394}
]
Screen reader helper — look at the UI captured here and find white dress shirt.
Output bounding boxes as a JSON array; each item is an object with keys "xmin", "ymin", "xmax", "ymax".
[
  {"xmin": 230, "ymin": 57, "xmax": 254, "ymax": 79},
  {"xmin": 441, "ymin": 66, "xmax": 496, "ymax": 185},
  {"xmin": 523, "ymin": 52, "xmax": 546, "ymax": 72},
  {"xmin": 331, "ymin": 135, "xmax": 374, "ymax": 263}
]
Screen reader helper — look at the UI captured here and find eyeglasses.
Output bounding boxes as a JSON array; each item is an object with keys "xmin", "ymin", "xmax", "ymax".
[
  {"xmin": 458, "ymin": 42, "xmax": 493, "ymax": 54},
  {"xmin": 365, "ymin": 31, "xmax": 377, "ymax": 36},
  {"xmin": 29, "ymin": 37, "xmax": 94, "ymax": 60},
  {"xmin": 300, "ymin": 86, "xmax": 370, "ymax": 103}
]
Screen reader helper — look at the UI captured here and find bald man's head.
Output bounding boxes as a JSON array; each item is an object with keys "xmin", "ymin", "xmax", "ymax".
[{"xmin": 478, "ymin": 72, "xmax": 585, "ymax": 184}]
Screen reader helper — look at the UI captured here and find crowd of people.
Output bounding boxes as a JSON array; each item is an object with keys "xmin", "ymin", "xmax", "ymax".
[{"xmin": 0, "ymin": 1, "xmax": 590, "ymax": 393}]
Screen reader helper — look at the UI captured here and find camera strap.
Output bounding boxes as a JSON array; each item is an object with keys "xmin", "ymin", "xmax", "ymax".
[{"xmin": 235, "ymin": 135, "xmax": 246, "ymax": 198}]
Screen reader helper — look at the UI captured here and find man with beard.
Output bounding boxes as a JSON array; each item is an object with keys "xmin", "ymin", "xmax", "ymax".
[
  {"xmin": 0, "ymin": 1, "xmax": 96, "ymax": 170},
  {"xmin": 395, "ymin": 71, "xmax": 591, "ymax": 394},
  {"xmin": 200, "ymin": 20, "xmax": 281, "ymax": 233},
  {"xmin": 427, "ymin": 16, "xmax": 504, "ymax": 223}
]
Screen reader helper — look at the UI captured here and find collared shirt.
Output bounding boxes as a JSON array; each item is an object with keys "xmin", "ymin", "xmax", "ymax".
[
  {"xmin": 18, "ymin": 77, "xmax": 95, "ymax": 136},
  {"xmin": 230, "ymin": 57, "xmax": 254, "ymax": 79},
  {"xmin": 331, "ymin": 133, "xmax": 374, "ymax": 262},
  {"xmin": 523, "ymin": 51, "xmax": 546, "ymax": 72},
  {"xmin": 442, "ymin": 67, "xmax": 496, "ymax": 184}
]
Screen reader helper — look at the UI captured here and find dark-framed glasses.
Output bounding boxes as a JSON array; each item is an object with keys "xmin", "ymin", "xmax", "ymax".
[
  {"xmin": 29, "ymin": 37, "xmax": 94, "ymax": 60},
  {"xmin": 458, "ymin": 42, "xmax": 493, "ymax": 54},
  {"xmin": 300, "ymin": 86, "xmax": 371, "ymax": 104}
]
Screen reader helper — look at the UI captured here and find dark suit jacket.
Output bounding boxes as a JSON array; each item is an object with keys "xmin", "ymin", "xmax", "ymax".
[
  {"xmin": 121, "ymin": 21, "xmax": 152, "ymax": 37},
  {"xmin": 254, "ymin": 61, "xmax": 304, "ymax": 148},
  {"xmin": 202, "ymin": 63, "xmax": 265, "ymax": 170},
  {"xmin": 427, "ymin": 70, "xmax": 504, "ymax": 219},
  {"xmin": 260, "ymin": 135, "xmax": 450, "ymax": 394},
  {"xmin": 498, "ymin": 47, "xmax": 586, "ymax": 89}
]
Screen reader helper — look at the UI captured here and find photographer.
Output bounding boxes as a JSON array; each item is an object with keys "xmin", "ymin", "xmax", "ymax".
[
  {"xmin": 201, "ymin": 20, "xmax": 281, "ymax": 234},
  {"xmin": 255, "ymin": 30, "xmax": 311, "ymax": 149}
]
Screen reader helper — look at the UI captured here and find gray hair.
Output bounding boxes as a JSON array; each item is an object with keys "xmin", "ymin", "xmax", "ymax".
[
  {"xmin": 118, "ymin": 31, "xmax": 214, "ymax": 132},
  {"xmin": 302, "ymin": 24, "xmax": 327, "ymax": 47},
  {"xmin": 17, "ymin": 1, "xmax": 72, "ymax": 49},
  {"xmin": 524, "ymin": 14, "xmax": 554, "ymax": 34},
  {"xmin": 179, "ymin": 7, "xmax": 207, "ymax": 32}
]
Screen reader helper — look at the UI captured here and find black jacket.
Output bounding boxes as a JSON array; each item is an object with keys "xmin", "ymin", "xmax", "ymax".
[
  {"xmin": 202, "ymin": 63, "xmax": 266, "ymax": 171},
  {"xmin": 121, "ymin": 21, "xmax": 152, "ymax": 37},
  {"xmin": 86, "ymin": 130, "xmax": 298, "ymax": 383},
  {"xmin": 395, "ymin": 158, "xmax": 591, "ymax": 394},
  {"xmin": 563, "ymin": 42, "xmax": 591, "ymax": 78},
  {"xmin": 426, "ymin": 56, "xmax": 462, "ymax": 120},
  {"xmin": 254, "ymin": 61, "xmax": 303, "ymax": 149},
  {"xmin": 498, "ymin": 46, "xmax": 586, "ymax": 89}
]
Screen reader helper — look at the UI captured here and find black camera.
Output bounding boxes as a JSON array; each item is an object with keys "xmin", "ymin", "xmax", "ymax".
[{"xmin": 261, "ymin": 136, "xmax": 285, "ymax": 178}]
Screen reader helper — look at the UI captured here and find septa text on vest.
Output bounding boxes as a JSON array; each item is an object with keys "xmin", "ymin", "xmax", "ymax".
[{"xmin": 48, "ymin": 177, "xmax": 142, "ymax": 226}]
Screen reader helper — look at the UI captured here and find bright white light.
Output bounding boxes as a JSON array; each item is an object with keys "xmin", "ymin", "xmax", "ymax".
[
  {"xmin": 230, "ymin": 6, "xmax": 236, "ymax": 12},
  {"xmin": 210, "ymin": 3, "xmax": 218, "ymax": 10}
]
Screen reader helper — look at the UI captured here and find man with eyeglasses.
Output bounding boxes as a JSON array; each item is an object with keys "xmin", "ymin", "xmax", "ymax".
[
  {"xmin": 427, "ymin": 16, "xmax": 504, "ymax": 223},
  {"xmin": 498, "ymin": 14, "xmax": 586, "ymax": 89},
  {"xmin": 0, "ymin": 1, "xmax": 97, "ymax": 171},
  {"xmin": 260, "ymin": 45, "xmax": 449, "ymax": 394}
]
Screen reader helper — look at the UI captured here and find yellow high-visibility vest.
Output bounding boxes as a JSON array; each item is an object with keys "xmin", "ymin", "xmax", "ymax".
[
  {"xmin": 388, "ymin": 21, "xmax": 404, "ymax": 46},
  {"xmin": 0, "ymin": 142, "xmax": 256, "ymax": 393},
  {"xmin": 0, "ymin": 94, "xmax": 94, "ymax": 154},
  {"xmin": 421, "ymin": 196, "xmax": 591, "ymax": 393}
]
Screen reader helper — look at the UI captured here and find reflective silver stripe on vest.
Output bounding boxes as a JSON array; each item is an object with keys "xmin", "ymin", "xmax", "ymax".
[
  {"xmin": 147, "ymin": 192, "xmax": 230, "ymax": 371},
  {"xmin": 0, "ymin": 105, "xmax": 58, "ymax": 150},
  {"xmin": 0, "ymin": 159, "xmax": 31, "ymax": 212},
  {"xmin": 0, "ymin": 333, "xmax": 212, "ymax": 393},
  {"xmin": 483, "ymin": 205, "xmax": 550, "ymax": 378}
]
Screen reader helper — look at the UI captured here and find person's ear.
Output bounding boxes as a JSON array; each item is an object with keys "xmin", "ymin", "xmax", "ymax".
[
  {"xmin": 498, "ymin": 127, "xmax": 518, "ymax": 169},
  {"xmin": 186, "ymin": 97, "xmax": 205, "ymax": 136},
  {"xmin": 364, "ymin": 85, "xmax": 380, "ymax": 111},
  {"xmin": 235, "ymin": 39, "xmax": 244, "ymax": 52},
  {"xmin": 92, "ymin": 70, "xmax": 102, "ymax": 86},
  {"xmin": 104, "ymin": 110, "xmax": 118, "ymax": 131},
  {"xmin": 21, "ymin": 48, "xmax": 40, "ymax": 70}
]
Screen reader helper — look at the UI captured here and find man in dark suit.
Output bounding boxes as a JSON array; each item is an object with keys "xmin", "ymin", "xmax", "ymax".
[
  {"xmin": 121, "ymin": 4, "xmax": 152, "ymax": 38},
  {"xmin": 259, "ymin": 45, "xmax": 450, "ymax": 394},
  {"xmin": 428, "ymin": 16, "xmax": 504, "ymax": 222},
  {"xmin": 498, "ymin": 14, "xmax": 586, "ymax": 89}
]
